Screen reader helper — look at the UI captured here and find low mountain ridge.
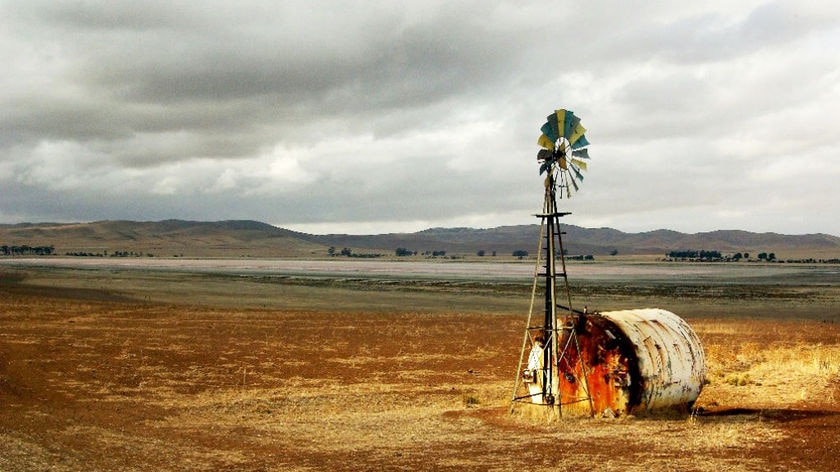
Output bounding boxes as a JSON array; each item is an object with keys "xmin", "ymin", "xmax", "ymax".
[
  {"xmin": 1, "ymin": 220, "xmax": 839, "ymax": 259},
  {"xmin": 402, "ymin": 225, "xmax": 840, "ymax": 258},
  {"xmin": 0, "ymin": 220, "xmax": 323, "ymax": 257}
]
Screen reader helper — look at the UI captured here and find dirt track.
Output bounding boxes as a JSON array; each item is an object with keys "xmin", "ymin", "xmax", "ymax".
[{"xmin": 2, "ymin": 279, "xmax": 840, "ymax": 471}]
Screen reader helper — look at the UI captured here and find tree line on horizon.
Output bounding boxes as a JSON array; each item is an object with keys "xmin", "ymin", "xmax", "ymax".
[
  {"xmin": 666, "ymin": 250, "xmax": 771, "ymax": 261},
  {"xmin": 1, "ymin": 244, "xmax": 158, "ymax": 258},
  {"xmin": 331, "ymin": 246, "xmax": 537, "ymax": 259},
  {"xmin": 1, "ymin": 245, "xmax": 55, "ymax": 256},
  {"xmin": 664, "ymin": 249, "xmax": 840, "ymax": 264}
]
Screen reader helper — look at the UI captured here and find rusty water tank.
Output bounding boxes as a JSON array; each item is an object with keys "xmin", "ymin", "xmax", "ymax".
[{"xmin": 558, "ymin": 308, "xmax": 705, "ymax": 417}]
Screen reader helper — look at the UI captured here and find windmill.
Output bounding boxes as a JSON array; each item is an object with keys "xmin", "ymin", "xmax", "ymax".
[
  {"xmin": 510, "ymin": 109, "xmax": 591, "ymax": 417},
  {"xmin": 510, "ymin": 110, "xmax": 705, "ymax": 419}
]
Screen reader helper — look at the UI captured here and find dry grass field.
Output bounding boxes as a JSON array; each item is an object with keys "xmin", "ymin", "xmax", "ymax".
[{"xmin": 2, "ymin": 264, "xmax": 840, "ymax": 471}]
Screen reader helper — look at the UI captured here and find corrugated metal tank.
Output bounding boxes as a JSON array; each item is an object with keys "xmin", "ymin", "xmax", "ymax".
[{"xmin": 558, "ymin": 308, "xmax": 705, "ymax": 417}]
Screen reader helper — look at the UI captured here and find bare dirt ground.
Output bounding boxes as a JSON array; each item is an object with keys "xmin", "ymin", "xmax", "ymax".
[{"xmin": 2, "ymin": 267, "xmax": 840, "ymax": 471}]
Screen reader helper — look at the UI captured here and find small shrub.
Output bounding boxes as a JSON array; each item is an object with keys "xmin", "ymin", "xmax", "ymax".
[{"xmin": 723, "ymin": 373, "xmax": 751, "ymax": 386}]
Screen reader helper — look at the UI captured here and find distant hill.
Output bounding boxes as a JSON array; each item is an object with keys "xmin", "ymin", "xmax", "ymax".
[
  {"xmin": 0, "ymin": 220, "xmax": 323, "ymax": 258},
  {"xmin": 1, "ymin": 220, "xmax": 839, "ymax": 259},
  {"xmin": 303, "ymin": 225, "xmax": 840, "ymax": 259}
]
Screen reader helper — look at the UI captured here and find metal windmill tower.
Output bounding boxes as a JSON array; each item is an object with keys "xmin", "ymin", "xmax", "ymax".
[{"xmin": 511, "ymin": 109, "xmax": 592, "ymax": 417}]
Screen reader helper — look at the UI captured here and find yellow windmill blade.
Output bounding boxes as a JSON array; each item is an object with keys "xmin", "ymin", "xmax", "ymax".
[
  {"xmin": 568, "ymin": 123, "xmax": 586, "ymax": 147},
  {"xmin": 538, "ymin": 133, "xmax": 555, "ymax": 150}
]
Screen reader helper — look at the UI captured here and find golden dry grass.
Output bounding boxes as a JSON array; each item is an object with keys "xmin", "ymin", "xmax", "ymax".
[{"xmin": 695, "ymin": 320, "xmax": 840, "ymax": 410}]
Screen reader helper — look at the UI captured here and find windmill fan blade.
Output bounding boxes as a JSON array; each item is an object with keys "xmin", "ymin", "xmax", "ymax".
[
  {"xmin": 537, "ymin": 149, "xmax": 553, "ymax": 161},
  {"xmin": 572, "ymin": 148, "xmax": 590, "ymax": 159},
  {"xmin": 568, "ymin": 123, "xmax": 587, "ymax": 146},
  {"xmin": 538, "ymin": 133, "xmax": 555, "ymax": 150},
  {"xmin": 540, "ymin": 121, "xmax": 558, "ymax": 143},
  {"xmin": 570, "ymin": 164, "xmax": 585, "ymax": 182},
  {"xmin": 564, "ymin": 112, "xmax": 580, "ymax": 140},
  {"xmin": 569, "ymin": 173, "xmax": 579, "ymax": 192},
  {"xmin": 571, "ymin": 134, "xmax": 590, "ymax": 149},
  {"xmin": 554, "ymin": 109, "xmax": 566, "ymax": 138},
  {"xmin": 570, "ymin": 158, "xmax": 588, "ymax": 171},
  {"xmin": 539, "ymin": 160, "xmax": 552, "ymax": 175}
]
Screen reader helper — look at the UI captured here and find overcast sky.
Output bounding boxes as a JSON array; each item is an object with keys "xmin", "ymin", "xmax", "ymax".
[{"xmin": 2, "ymin": 1, "xmax": 839, "ymax": 235}]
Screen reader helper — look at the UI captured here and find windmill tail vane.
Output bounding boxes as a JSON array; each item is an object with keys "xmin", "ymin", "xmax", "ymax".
[{"xmin": 536, "ymin": 109, "xmax": 591, "ymax": 198}]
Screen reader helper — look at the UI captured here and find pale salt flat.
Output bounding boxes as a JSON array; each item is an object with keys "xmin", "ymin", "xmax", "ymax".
[{"xmin": 2, "ymin": 257, "xmax": 837, "ymax": 285}]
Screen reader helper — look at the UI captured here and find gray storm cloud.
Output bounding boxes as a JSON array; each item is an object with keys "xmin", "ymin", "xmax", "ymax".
[{"xmin": 2, "ymin": 1, "xmax": 839, "ymax": 235}]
